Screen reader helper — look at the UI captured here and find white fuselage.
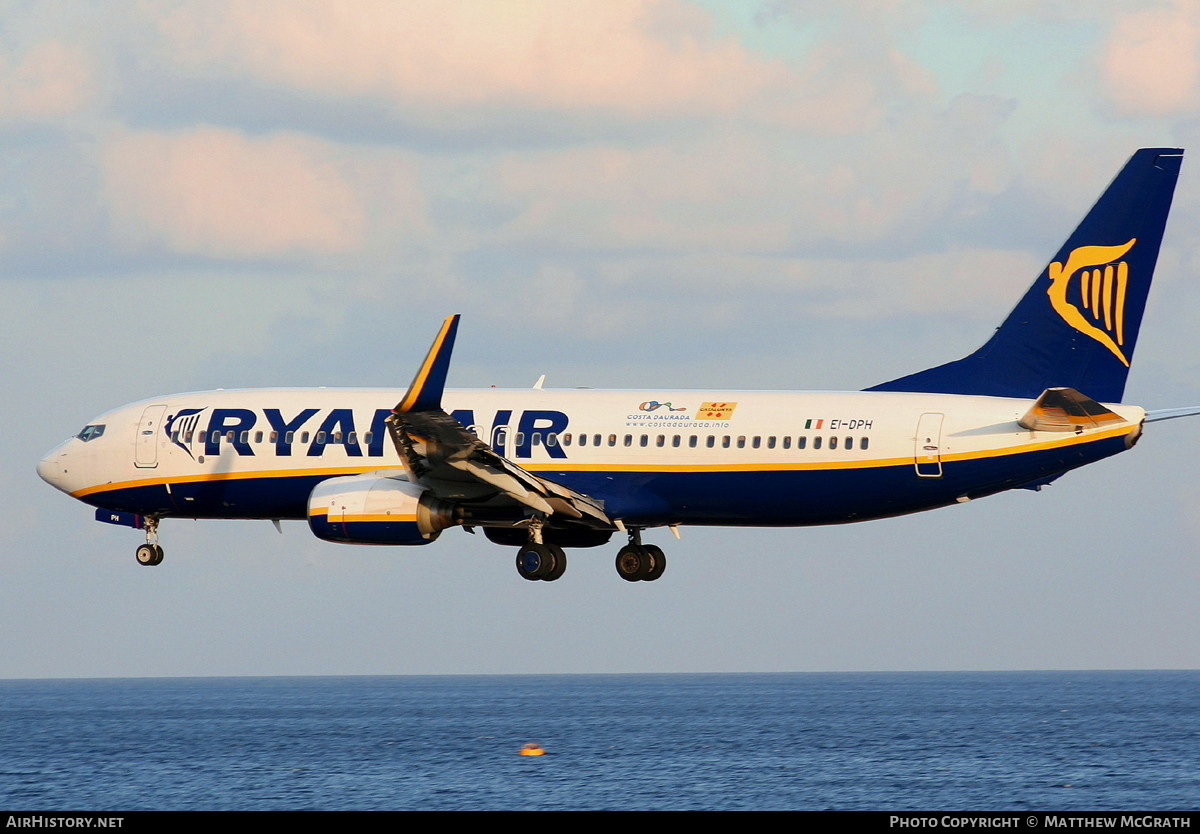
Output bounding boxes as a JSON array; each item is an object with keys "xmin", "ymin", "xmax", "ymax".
[{"xmin": 38, "ymin": 387, "xmax": 1144, "ymax": 528}]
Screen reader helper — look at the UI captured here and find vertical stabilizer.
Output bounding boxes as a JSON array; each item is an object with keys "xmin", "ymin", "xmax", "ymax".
[{"xmin": 869, "ymin": 148, "xmax": 1183, "ymax": 403}]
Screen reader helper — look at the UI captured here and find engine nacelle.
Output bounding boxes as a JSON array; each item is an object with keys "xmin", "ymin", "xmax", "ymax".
[{"xmin": 307, "ymin": 473, "xmax": 456, "ymax": 545}]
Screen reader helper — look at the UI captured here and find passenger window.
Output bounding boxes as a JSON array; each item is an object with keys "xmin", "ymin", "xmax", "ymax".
[
  {"xmin": 752, "ymin": 436, "xmax": 761, "ymax": 449},
  {"xmin": 316, "ymin": 431, "xmax": 326, "ymax": 443},
  {"xmin": 722, "ymin": 436, "xmax": 731, "ymax": 448},
  {"xmin": 608, "ymin": 434, "xmax": 617, "ymax": 446},
  {"xmin": 563, "ymin": 433, "xmax": 573, "ymax": 446},
  {"xmin": 239, "ymin": 431, "xmax": 249, "ymax": 444},
  {"xmin": 829, "ymin": 436, "xmax": 837, "ymax": 449},
  {"xmin": 766, "ymin": 436, "xmax": 775, "ymax": 449},
  {"xmin": 861, "ymin": 437, "xmax": 870, "ymax": 450},
  {"xmin": 639, "ymin": 435, "xmax": 649, "ymax": 447},
  {"xmin": 689, "ymin": 436, "xmax": 698, "ymax": 448},
  {"xmin": 798, "ymin": 436, "xmax": 807, "ymax": 449},
  {"xmin": 672, "ymin": 435, "xmax": 681, "ymax": 448},
  {"xmin": 347, "ymin": 432, "xmax": 356, "ymax": 445},
  {"xmin": 364, "ymin": 432, "xmax": 373, "ymax": 445},
  {"xmin": 532, "ymin": 432, "xmax": 542, "ymax": 446},
  {"xmin": 269, "ymin": 431, "xmax": 278, "ymax": 443},
  {"xmin": 547, "ymin": 434, "xmax": 558, "ymax": 447},
  {"xmin": 736, "ymin": 436, "xmax": 746, "ymax": 449},
  {"xmin": 845, "ymin": 437, "xmax": 853, "ymax": 450},
  {"xmin": 813, "ymin": 436, "xmax": 822, "ymax": 449},
  {"xmin": 706, "ymin": 436, "xmax": 715, "ymax": 448},
  {"xmin": 782, "ymin": 437, "xmax": 790, "ymax": 449},
  {"xmin": 301, "ymin": 432, "xmax": 310, "ymax": 443},
  {"xmin": 578, "ymin": 434, "xmax": 587, "ymax": 447}
]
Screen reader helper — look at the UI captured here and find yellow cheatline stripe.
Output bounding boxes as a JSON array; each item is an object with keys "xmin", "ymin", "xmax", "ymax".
[
  {"xmin": 75, "ymin": 423, "xmax": 1134, "ymax": 499},
  {"xmin": 397, "ymin": 315, "xmax": 457, "ymax": 413},
  {"xmin": 309, "ymin": 510, "xmax": 418, "ymax": 523},
  {"xmin": 71, "ymin": 464, "xmax": 398, "ymax": 500}
]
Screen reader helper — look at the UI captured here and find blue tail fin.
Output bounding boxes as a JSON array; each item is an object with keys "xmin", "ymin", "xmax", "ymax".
[{"xmin": 868, "ymin": 148, "xmax": 1183, "ymax": 403}]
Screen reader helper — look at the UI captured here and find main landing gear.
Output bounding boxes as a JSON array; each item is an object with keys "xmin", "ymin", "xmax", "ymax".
[
  {"xmin": 514, "ymin": 517, "xmax": 567, "ymax": 581},
  {"xmin": 515, "ymin": 542, "xmax": 567, "ymax": 582},
  {"xmin": 511, "ymin": 520, "xmax": 667, "ymax": 582},
  {"xmin": 135, "ymin": 515, "xmax": 163, "ymax": 566},
  {"xmin": 614, "ymin": 529, "xmax": 665, "ymax": 582}
]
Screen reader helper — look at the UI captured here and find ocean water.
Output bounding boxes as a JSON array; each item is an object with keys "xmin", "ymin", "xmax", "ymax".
[{"xmin": 0, "ymin": 671, "xmax": 1195, "ymax": 811}]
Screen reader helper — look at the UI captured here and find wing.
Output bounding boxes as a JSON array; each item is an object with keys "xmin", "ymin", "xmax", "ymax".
[{"xmin": 383, "ymin": 315, "xmax": 612, "ymax": 531}]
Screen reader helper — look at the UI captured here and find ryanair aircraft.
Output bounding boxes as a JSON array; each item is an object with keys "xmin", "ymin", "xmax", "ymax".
[{"xmin": 38, "ymin": 148, "xmax": 1198, "ymax": 582}]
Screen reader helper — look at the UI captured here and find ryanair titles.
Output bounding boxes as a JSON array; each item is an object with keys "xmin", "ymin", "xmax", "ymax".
[{"xmin": 169, "ymin": 407, "xmax": 570, "ymax": 460}]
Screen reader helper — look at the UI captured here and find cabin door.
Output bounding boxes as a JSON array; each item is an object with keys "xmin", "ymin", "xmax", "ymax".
[
  {"xmin": 134, "ymin": 405, "xmax": 167, "ymax": 468},
  {"xmin": 914, "ymin": 412, "xmax": 944, "ymax": 478}
]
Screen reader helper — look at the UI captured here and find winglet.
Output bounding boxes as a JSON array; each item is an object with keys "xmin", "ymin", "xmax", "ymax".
[{"xmin": 395, "ymin": 315, "xmax": 460, "ymax": 413}]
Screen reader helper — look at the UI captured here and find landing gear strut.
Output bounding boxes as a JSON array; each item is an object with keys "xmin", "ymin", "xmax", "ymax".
[
  {"xmin": 614, "ymin": 529, "xmax": 665, "ymax": 582},
  {"xmin": 513, "ymin": 517, "xmax": 566, "ymax": 581},
  {"xmin": 135, "ymin": 515, "xmax": 163, "ymax": 566}
]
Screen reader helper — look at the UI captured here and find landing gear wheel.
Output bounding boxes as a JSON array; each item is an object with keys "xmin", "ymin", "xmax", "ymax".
[
  {"xmin": 542, "ymin": 544, "xmax": 567, "ymax": 582},
  {"xmin": 615, "ymin": 545, "xmax": 647, "ymax": 582},
  {"xmin": 516, "ymin": 543, "xmax": 556, "ymax": 581},
  {"xmin": 136, "ymin": 543, "xmax": 163, "ymax": 567},
  {"xmin": 642, "ymin": 544, "xmax": 666, "ymax": 581}
]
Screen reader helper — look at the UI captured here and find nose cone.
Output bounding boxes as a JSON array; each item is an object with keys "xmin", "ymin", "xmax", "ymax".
[{"xmin": 37, "ymin": 444, "xmax": 71, "ymax": 493}]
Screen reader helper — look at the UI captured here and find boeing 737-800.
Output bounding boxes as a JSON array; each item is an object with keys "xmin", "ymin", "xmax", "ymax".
[{"xmin": 37, "ymin": 148, "xmax": 1199, "ymax": 582}]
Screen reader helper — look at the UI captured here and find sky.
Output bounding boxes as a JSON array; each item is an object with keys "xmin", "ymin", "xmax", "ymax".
[{"xmin": 6, "ymin": 0, "xmax": 1200, "ymax": 678}]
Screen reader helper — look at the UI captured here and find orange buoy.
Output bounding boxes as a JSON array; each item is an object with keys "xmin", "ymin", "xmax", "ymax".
[{"xmin": 518, "ymin": 743, "xmax": 545, "ymax": 756}]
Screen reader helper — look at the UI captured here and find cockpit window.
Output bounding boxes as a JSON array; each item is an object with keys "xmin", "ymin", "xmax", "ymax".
[{"xmin": 77, "ymin": 424, "xmax": 105, "ymax": 442}]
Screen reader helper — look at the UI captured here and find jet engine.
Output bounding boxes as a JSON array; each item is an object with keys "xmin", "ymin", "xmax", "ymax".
[{"xmin": 307, "ymin": 473, "xmax": 457, "ymax": 545}]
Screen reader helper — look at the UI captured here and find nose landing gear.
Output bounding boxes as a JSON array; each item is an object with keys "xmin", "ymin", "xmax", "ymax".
[{"xmin": 135, "ymin": 515, "xmax": 163, "ymax": 566}]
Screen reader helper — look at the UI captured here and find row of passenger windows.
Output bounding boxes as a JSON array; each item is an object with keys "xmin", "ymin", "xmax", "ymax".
[
  {"xmin": 173, "ymin": 430, "xmax": 367, "ymax": 445},
  {"xmin": 549, "ymin": 433, "xmax": 869, "ymax": 451},
  {"xmin": 176, "ymin": 429, "xmax": 870, "ymax": 452}
]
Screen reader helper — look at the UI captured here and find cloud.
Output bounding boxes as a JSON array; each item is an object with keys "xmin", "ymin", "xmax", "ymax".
[
  {"xmin": 146, "ymin": 0, "xmax": 785, "ymax": 122},
  {"xmin": 1102, "ymin": 0, "xmax": 1200, "ymax": 116},
  {"xmin": 0, "ymin": 39, "xmax": 93, "ymax": 118},
  {"xmin": 100, "ymin": 126, "xmax": 375, "ymax": 259}
]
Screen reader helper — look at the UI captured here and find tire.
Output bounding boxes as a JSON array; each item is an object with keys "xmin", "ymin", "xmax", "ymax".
[
  {"xmin": 642, "ymin": 544, "xmax": 665, "ymax": 581},
  {"xmin": 516, "ymin": 544, "xmax": 552, "ymax": 580},
  {"xmin": 542, "ymin": 545, "xmax": 567, "ymax": 581},
  {"xmin": 615, "ymin": 545, "xmax": 646, "ymax": 582},
  {"xmin": 136, "ymin": 543, "xmax": 160, "ymax": 567}
]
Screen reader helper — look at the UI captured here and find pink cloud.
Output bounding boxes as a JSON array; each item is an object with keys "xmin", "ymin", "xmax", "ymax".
[
  {"xmin": 0, "ymin": 40, "xmax": 92, "ymax": 117},
  {"xmin": 149, "ymin": 0, "xmax": 793, "ymax": 119},
  {"xmin": 102, "ymin": 127, "xmax": 370, "ymax": 258},
  {"xmin": 1103, "ymin": 1, "xmax": 1200, "ymax": 116}
]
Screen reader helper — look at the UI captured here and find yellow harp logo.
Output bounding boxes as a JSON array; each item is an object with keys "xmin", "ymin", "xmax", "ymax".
[{"xmin": 1047, "ymin": 238, "xmax": 1136, "ymax": 367}]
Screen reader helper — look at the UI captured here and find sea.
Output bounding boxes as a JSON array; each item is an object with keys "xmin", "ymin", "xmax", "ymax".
[{"xmin": 0, "ymin": 671, "xmax": 1195, "ymax": 812}]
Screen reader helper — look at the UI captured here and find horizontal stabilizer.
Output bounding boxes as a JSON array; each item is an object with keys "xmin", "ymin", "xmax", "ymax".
[
  {"xmin": 1018, "ymin": 387, "xmax": 1126, "ymax": 432},
  {"xmin": 1144, "ymin": 405, "xmax": 1200, "ymax": 423}
]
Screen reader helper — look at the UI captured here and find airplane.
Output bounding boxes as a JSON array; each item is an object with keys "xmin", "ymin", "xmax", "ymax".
[{"xmin": 38, "ymin": 147, "xmax": 1200, "ymax": 583}]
